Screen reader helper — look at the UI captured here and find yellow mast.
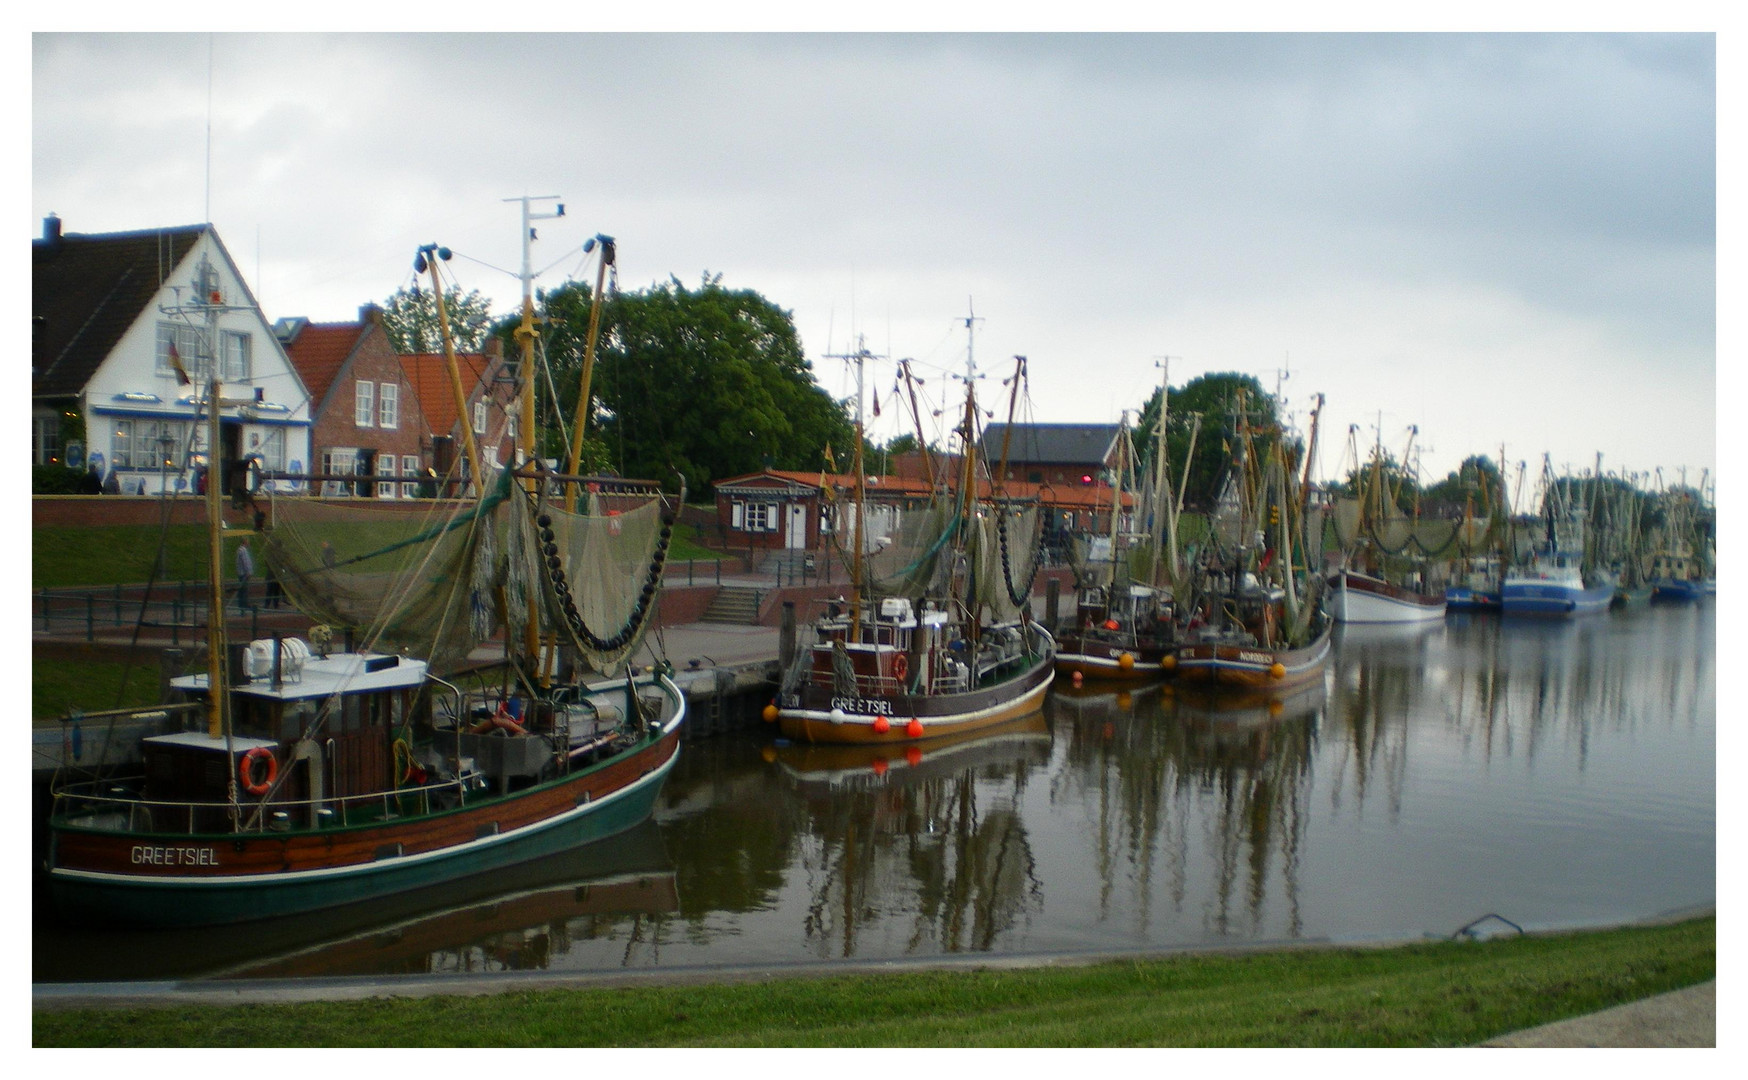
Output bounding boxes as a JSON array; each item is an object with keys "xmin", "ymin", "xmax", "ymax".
[
  {"xmin": 418, "ymin": 245, "xmax": 484, "ymax": 487},
  {"xmin": 564, "ymin": 234, "xmax": 614, "ymax": 511}
]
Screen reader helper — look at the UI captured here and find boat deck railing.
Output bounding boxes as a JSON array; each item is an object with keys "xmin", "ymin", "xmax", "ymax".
[{"xmin": 50, "ymin": 772, "xmax": 487, "ymax": 837}]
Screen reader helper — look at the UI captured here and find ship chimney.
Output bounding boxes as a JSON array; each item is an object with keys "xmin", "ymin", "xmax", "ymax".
[{"xmin": 42, "ymin": 213, "xmax": 62, "ymax": 246}]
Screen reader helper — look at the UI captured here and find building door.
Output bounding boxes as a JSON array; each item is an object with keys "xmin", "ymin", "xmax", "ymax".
[{"xmin": 785, "ymin": 503, "xmax": 808, "ymax": 549}]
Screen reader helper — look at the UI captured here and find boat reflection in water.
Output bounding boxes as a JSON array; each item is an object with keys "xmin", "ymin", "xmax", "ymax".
[
  {"xmin": 1053, "ymin": 674, "xmax": 1324, "ymax": 940},
  {"xmin": 764, "ymin": 710, "xmax": 1051, "ymax": 957},
  {"xmin": 35, "ymin": 821, "xmax": 676, "ymax": 983}
]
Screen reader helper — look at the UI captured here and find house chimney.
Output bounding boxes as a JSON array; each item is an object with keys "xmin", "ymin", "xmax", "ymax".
[
  {"xmin": 485, "ymin": 337, "xmax": 503, "ymax": 359},
  {"xmin": 358, "ymin": 303, "xmax": 382, "ymax": 325},
  {"xmin": 42, "ymin": 214, "xmax": 61, "ymax": 245}
]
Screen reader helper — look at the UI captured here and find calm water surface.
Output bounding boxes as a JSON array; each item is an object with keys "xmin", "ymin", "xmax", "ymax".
[{"xmin": 34, "ymin": 602, "xmax": 1713, "ymax": 982}]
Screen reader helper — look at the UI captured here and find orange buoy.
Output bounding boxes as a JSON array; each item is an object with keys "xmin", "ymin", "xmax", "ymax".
[
  {"xmin": 872, "ymin": 715, "xmax": 890, "ymax": 734},
  {"xmin": 1163, "ymin": 653, "xmax": 1177, "ymax": 671},
  {"xmin": 1072, "ymin": 670, "xmax": 1084, "ymax": 687},
  {"xmin": 1269, "ymin": 662, "xmax": 1287, "ymax": 680},
  {"xmin": 905, "ymin": 718, "xmax": 924, "ymax": 738},
  {"xmin": 1117, "ymin": 652, "xmax": 1135, "ymax": 670},
  {"xmin": 239, "ymin": 746, "xmax": 277, "ymax": 796},
  {"xmin": 1103, "ymin": 618, "xmax": 1120, "ymax": 631},
  {"xmin": 762, "ymin": 703, "xmax": 780, "ymax": 723}
]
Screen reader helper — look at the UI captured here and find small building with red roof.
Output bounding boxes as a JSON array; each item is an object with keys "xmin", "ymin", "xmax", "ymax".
[{"xmin": 711, "ymin": 467, "xmax": 1132, "ymax": 553}]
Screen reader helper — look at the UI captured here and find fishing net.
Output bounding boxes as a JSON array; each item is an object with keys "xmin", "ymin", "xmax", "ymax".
[
  {"xmin": 527, "ymin": 486, "xmax": 667, "ymax": 677},
  {"xmin": 970, "ymin": 500, "xmax": 1043, "ymax": 622},
  {"xmin": 261, "ymin": 475, "xmax": 511, "ymax": 670},
  {"xmin": 836, "ymin": 495, "xmax": 962, "ymax": 604},
  {"xmin": 262, "ymin": 471, "xmax": 670, "ymax": 678}
]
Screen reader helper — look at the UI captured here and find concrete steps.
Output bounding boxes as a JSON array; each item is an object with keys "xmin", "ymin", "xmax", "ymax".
[{"xmin": 699, "ymin": 585, "xmax": 764, "ymax": 625}]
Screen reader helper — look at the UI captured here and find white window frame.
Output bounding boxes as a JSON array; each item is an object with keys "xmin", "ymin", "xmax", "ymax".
[
  {"xmin": 743, "ymin": 502, "xmax": 777, "ymax": 532},
  {"xmin": 355, "ymin": 381, "xmax": 375, "ymax": 427},
  {"xmin": 375, "ymin": 454, "xmax": 397, "ymax": 498},
  {"xmin": 33, "ymin": 416, "xmax": 62, "ymax": 466},
  {"xmin": 322, "ymin": 448, "xmax": 357, "ymax": 496},
  {"xmin": 111, "ymin": 420, "xmax": 135, "ymax": 470},
  {"xmin": 400, "ymin": 454, "xmax": 421, "ymax": 498},
  {"xmin": 378, "ymin": 382, "xmax": 399, "ymax": 429},
  {"xmin": 472, "ymin": 400, "xmax": 487, "ymax": 435},
  {"xmin": 155, "ymin": 321, "xmax": 209, "ymax": 381},
  {"xmin": 256, "ymin": 429, "xmax": 286, "ymax": 474},
  {"xmin": 221, "ymin": 331, "xmax": 252, "ymax": 382}
]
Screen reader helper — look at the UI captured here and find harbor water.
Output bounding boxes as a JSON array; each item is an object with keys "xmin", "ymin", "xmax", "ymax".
[{"xmin": 34, "ymin": 601, "xmax": 1714, "ymax": 983}]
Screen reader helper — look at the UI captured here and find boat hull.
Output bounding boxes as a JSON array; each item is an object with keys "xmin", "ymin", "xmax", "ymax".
[
  {"xmin": 1329, "ymin": 571, "xmax": 1447, "ymax": 623},
  {"xmin": 1500, "ymin": 579, "xmax": 1615, "ymax": 617},
  {"xmin": 777, "ymin": 628, "xmax": 1056, "ymax": 745},
  {"xmin": 45, "ymin": 685, "xmax": 685, "ymax": 928},
  {"xmin": 1053, "ymin": 633, "xmax": 1175, "ymax": 682},
  {"xmin": 1652, "ymin": 579, "xmax": 1705, "ymax": 603},
  {"xmin": 1444, "ymin": 586, "xmax": 1501, "ymax": 613},
  {"xmin": 1174, "ymin": 624, "xmax": 1331, "ymax": 692}
]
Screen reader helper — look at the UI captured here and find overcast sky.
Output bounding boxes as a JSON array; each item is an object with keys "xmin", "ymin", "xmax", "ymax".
[{"xmin": 30, "ymin": 31, "xmax": 1719, "ymax": 499}]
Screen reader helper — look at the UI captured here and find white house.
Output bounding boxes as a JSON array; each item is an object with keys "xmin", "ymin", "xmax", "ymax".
[{"xmin": 32, "ymin": 215, "xmax": 312, "ymax": 495}]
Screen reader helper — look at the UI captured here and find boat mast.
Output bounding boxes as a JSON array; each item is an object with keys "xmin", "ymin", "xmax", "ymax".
[
  {"xmin": 565, "ymin": 231, "xmax": 615, "ymax": 511},
  {"xmin": 507, "ymin": 196, "xmax": 566, "ymax": 673},
  {"xmin": 417, "ymin": 245, "xmax": 484, "ymax": 488},
  {"xmin": 825, "ymin": 335, "xmax": 875, "ymax": 634},
  {"xmin": 1148, "ymin": 358, "xmax": 1172, "ymax": 586},
  {"xmin": 159, "ymin": 254, "xmax": 254, "ymax": 744},
  {"xmin": 953, "ymin": 304, "xmax": 983, "ymax": 624},
  {"xmin": 1106, "ymin": 411, "xmax": 1127, "ymax": 589}
]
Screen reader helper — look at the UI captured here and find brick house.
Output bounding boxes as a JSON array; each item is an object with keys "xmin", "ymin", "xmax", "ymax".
[{"xmin": 276, "ymin": 305, "xmax": 434, "ymax": 497}]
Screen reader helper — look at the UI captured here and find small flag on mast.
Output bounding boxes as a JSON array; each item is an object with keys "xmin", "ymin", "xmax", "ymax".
[{"xmin": 167, "ymin": 341, "xmax": 191, "ymax": 386}]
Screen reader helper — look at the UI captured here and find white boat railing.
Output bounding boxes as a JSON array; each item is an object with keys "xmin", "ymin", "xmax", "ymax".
[{"xmin": 50, "ymin": 772, "xmax": 486, "ymax": 837}]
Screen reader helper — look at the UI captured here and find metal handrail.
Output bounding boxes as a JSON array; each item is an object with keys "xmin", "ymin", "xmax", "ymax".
[{"xmin": 50, "ymin": 773, "xmax": 476, "ymax": 835}]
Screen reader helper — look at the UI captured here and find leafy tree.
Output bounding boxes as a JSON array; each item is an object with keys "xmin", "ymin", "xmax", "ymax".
[
  {"xmin": 535, "ymin": 274, "xmax": 855, "ymax": 494},
  {"xmin": 1422, "ymin": 455, "xmax": 1506, "ymax": 516},
  {"xmin": 884, "ymin": 432, "xmax": 922, "ymax": 457},
  {"xmin": 380, "ymin": 284, "xmax": 495, "ymax": 353},
  {"xmin": 1135, "ymin": 373, "xmax": 1280, "ymax": 511}
]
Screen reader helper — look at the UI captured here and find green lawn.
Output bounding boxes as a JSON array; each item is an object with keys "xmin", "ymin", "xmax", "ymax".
[
  {"xmin": 32, "ymin": 915, "xmax": 1713, "ymax": 1047},
  {"xmin": 33, "ymin": 654, "xmax": 168, "ymax": 721}
]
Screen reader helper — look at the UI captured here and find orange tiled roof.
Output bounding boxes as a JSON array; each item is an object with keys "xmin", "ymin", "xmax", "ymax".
[
  {"xmin": 282, "ymin": 322, "xmax": 365, "ymax": 407},
  {"xmin": 718, "ymin": 469, "xmax": 1131, "ymax": 509},
  {"xmin": 399, "ymin": 352, "xmax": 494, "ymax": 437}
]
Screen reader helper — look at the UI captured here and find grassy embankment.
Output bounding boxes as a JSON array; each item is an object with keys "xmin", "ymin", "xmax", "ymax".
[
  {"xmin": 31, "ymin": 520, "xmax": 722, "ymax": 720},
  {"xmin": 33, "ymin": 915, "xmax": 1713, "ymax": 1047}
]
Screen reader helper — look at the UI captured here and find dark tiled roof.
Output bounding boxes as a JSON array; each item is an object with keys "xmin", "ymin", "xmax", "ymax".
[
  {"xmin": 980, "ymin": 422, "xmax": 1120, "ymax": 466},
  {"xmin": 33, "ymin": 223, "xmax": 208, "ymax": 398}
]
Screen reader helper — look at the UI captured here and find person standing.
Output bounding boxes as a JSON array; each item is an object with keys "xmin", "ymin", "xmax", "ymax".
[{"xmin": 235, "ymin": 538, "xmax": 255, "ymax": 613}]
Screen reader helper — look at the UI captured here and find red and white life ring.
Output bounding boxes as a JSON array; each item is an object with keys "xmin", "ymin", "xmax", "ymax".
[
  {"xmin": 239, "ymin": 746, "xmax": 278, "ymax": 796},
  {"xmin": 891, "ymin": 653, "xmax": 909, "ymax": 681}
]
